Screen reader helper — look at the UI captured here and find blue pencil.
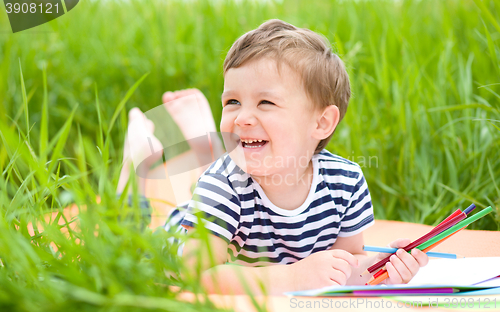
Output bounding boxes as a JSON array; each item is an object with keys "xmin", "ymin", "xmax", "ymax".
[
  {"xmin": 363, "ymin": 245, "xmax": 462, "ymax": 259},
  {"xmin": 463, "ymin": 203, "xmax": 476, "ymax": 215}
]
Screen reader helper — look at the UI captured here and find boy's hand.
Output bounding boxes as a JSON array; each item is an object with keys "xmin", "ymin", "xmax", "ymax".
[
  {"xmin": 289, "ymin": 249, "xmax": 359, "ymax": 291},
  {"xmin": 377, "ymin": 238, "xmax": 429, "ymax": 284}
]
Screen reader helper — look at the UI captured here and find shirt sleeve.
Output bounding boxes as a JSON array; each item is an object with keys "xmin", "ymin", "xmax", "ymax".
[
  {"xmin": 180, "ymin": 173, "xmax": 241, "ymax": 244},
  {"xmin": 337, "ymin": 168, "xmax": 375, "ymax": 237}
]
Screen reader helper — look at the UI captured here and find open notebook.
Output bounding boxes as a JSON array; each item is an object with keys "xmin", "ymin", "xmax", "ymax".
[{"xmin": 285, "ymin": 257, "xmax": 500, "ymax": 296}]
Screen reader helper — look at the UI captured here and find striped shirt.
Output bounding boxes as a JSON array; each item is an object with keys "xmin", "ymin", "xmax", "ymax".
[{"xmin": 165, "ymin": 149, "xmax": 374, "ymax": 266}]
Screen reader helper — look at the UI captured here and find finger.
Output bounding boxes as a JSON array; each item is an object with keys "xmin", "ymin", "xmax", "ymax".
[
  {"xmin": 411, "ymin": 248, "xmax": 429, "ymax": 267},
  {"xmin": 129, "ymin": 107, "xmax": 145, "ymax": 120},
  {"xmin": 389, "ymin": 254, "xmax": 413, "ymax": 283},
  {"xmin": 146, "ymin": 119, "xmax": 155, "ymax": 133},
  {"xmin": 331, "ymin": 258, "xmax": 352, "ymax": 281},
  {"xmin": 396, "ymin": 249, "xmax": 420, "ymax": 277},
  {"xmin": 325, "ymin": 279, "xmax": 341, "ymax": 287},
  {"xmin": 376, "ymin": 239, "xmax": 410, "ymax": 261},
  {"xmin": 162, "ymin": 91, "xmax": 173, "ymax": 103},
  {"xmin": 387, "ymin": 238, "xmax": 412, "ymax": 249},
  {"xmin": 375, "ymin": 250, "xmax": 394, "ymax": 261},
  {"xmin": 330, "ymin": 249, "xmax": 359, "ymax": 268},
  {"xmin": 385, "ymin": 261, "xmax": 402, "ymax": 284},
  {"xmin": 329, "ymin": 269, "xmax": 348, "ymax": 286}
]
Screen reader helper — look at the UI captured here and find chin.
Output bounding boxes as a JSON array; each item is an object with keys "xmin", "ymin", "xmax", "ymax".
[
  {"xmin": 244, "ymin": 167, "xmax": 266, "ymax": 176},
  {"xmin": 230, "ymin": 158, "xmax": 262, "ymax": 175}
]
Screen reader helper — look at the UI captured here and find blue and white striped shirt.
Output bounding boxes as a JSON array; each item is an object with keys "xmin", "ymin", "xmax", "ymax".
[{"xmin": 165, "ymin": 149, "xmax": 374, "ymax": 266}]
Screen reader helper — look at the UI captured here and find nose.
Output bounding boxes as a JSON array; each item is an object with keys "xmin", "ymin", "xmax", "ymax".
[{"xmin": 234, "ymin": 106, "xmax": 257, "ymax": 127}]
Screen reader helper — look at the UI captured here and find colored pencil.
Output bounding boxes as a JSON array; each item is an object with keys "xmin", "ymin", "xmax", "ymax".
[
  {"xmin": 373, "ymin": 268, "xmax": 385, "ymax": 278},
  {"xmin": 422, "ymin": 227, "xmax": 464, "ymax": 251},
  {"xmin": 441, "ymin": 208, "xmax": 466, "ymax": 223},
  {"xmin": 367, "ymin": 270, "xmax": 389, "ymax": 285},
  {"xmin": 363, "ymin": 245, "xmax": 460, "ymax": 259},
  {"xmin": 364, "ymin": 210, "xmax": 467, "ymax": 274},
  {"xmin": 463, "ymin": 203, "xmax": 476, "ymax": 215},
  {"xmin": 367, "ymin": 207, "xmax": 493, "ymax": 286},
  {"xmin": 367, "ymin": 228, "xmax": 466, "ymax": 285},
  {"xmin": 416, "ymin": 207, "xmax": 493, "ymax": 251}
]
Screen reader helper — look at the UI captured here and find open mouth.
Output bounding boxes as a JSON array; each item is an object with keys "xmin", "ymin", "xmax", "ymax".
[{"xmin": 241, "ymin": 139, "xmax": 268, "ymax": 149}]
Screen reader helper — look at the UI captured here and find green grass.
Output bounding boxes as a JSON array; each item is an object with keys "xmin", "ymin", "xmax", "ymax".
[{"xmin": 0, "ymin": 0, "xmax": 499, "ymax": 310}]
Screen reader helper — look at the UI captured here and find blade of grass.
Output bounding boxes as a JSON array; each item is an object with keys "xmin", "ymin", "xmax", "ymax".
[
  {"xmin": 438, "ymin": 182, "xmax": 483, "ymax": 208},
  {"xmin": 76, "ymin": 125, "xmax": 90, "ymax": 193},
  {"xmin": 487, "ymin": 160, "xmax": 500, "ymax": 200},
  {"xmin": 18, "ymin": 59, "xmax": 29, "ymax": 143},
  {"xmin": 428, "ymin": 103, "xmax": 497, "ymax": 113},
  {"xmin": 474, "ymin": 0, "xmax": 500, "ymax": 34},
  {"xmin": 94, "ymin": 84, "xmax": 104, "ymax": 151},
  {"xmin": 40, "ymin": 64, "xmax": 49, "ymax": 167},
  {"xmin": 47, "ymin": 105, "xmax": 78, "ymax": 176},
  {"xmin": 105, "ymin": 72, "xmax": 149, "ymax": 141}
]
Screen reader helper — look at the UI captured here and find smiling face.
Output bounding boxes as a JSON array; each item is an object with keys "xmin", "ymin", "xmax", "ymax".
[{"xmin": 220, "ymin": 58, "xmax": 322, "ymax": 178}]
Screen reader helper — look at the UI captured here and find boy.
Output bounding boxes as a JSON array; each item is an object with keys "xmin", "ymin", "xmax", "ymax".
[{"xmin": 123, "ymin": 19, "xmax": 428, "ymax": 295}]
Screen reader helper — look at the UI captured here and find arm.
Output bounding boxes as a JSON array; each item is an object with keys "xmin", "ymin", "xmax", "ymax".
[
  {"xmin": 181, "ymin": 227, "xmax": 294, "ymax": 295},
  {"xmin": 182, "ymin": 226, "xmax": 361, "ymax": 295}
]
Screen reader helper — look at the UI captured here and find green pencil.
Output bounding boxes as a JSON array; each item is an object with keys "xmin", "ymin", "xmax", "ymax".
[{"xmin": 417, "ymin": 206, "xmax": 493, "ymax": 250}]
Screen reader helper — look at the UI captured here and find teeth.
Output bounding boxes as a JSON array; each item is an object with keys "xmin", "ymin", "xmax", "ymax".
[{"xmin": 241, "ymin": 139, "xmax": 267, "ymax": 148}]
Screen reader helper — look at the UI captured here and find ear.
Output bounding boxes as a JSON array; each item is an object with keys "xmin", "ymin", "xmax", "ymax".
[{"xmin": 311, "ymin": 105, "xmax": 340, "ymax": 140}]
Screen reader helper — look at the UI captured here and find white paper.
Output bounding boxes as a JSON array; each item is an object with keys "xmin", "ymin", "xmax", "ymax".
[{"xmin": 408, "ymin": 257, "xmax": 500, "ymax": 286}]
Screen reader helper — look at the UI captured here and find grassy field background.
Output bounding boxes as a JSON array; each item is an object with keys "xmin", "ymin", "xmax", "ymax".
[{"xmin": 0, "ymin": 0, "xmax": 499, "ymax": 310}]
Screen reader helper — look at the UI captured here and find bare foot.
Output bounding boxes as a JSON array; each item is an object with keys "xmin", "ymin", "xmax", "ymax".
[
  {"xmin": 162, "ymin": 89, "xmax": 225, "ymax": 164},
  {"xmin": 162, "ymin": 89, "xmax": 217, "ymax": 138},
  {"xmin": 118, "ymin": 107, "xmax": 164, "ymax": 194},
  {"xmin": 123, "ymin": 107, "xmax": 164, "ymax": 173}
]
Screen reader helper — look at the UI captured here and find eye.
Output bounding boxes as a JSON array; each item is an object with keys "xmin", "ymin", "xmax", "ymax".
[
  {"xmin": 225, "ymin": 99, "xmax": 240, "ymax": 106},
  {"xmin": 260, "ymin": 100, "xmax": 275, "ymax": 105}
]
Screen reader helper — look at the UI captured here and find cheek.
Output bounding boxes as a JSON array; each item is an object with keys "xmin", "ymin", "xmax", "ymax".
[
  {"xmin": 268, "ymin": 122, "xmax": 293, "ymax": 141},
  {"xmin": 219, "ymin": 114, "xmax": 232, "ymax": 133}
]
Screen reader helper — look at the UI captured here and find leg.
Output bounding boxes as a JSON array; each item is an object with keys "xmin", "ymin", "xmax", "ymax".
[{"xmin": 118, "ymin": 89, "xmax": 225, "ymax": 229}]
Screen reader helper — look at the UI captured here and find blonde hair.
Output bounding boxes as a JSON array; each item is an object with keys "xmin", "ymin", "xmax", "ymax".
[{"xmin": 223, "ymin": 19, "xmax": 351, "ymax": 154}]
